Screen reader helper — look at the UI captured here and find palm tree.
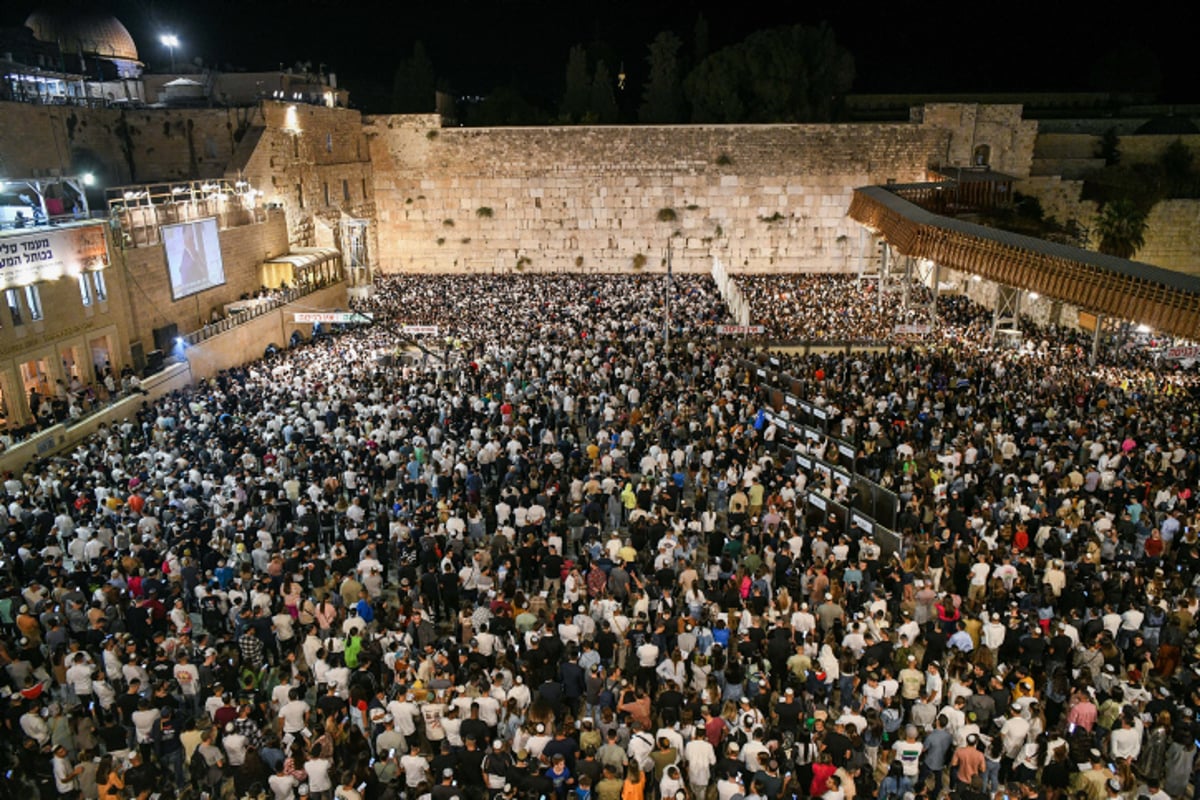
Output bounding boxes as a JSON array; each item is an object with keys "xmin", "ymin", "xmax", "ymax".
[{"xmin": 1094, "ymin": 198, "xmax": 1149, "ymax": 259}]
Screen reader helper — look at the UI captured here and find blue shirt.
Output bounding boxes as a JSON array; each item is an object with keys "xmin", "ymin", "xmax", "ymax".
[{"xmin": 947, "ymin": 631, "xmax": 974, "ymax": 652}]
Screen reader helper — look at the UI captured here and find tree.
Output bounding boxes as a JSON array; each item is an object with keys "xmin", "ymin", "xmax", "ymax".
[
  {"xmin": 684, "ymin": 24, "xmax": 854, "ymax": 124},
  {"xmin": 560, "ymin": 45, "xmax": 590, "ymax": 123},
  {"xmin": 1159, "ymin": 139, "xmax": 1200, "ymax": 198},
  {"xmin": 638, "ymin": 31, "xmax": 684, "ymax": 124},
  {"xmin": 391, "ymin": 42, "xmax": 436, "ymax": 113},
  {"xmin": 1094, "ymin": 198, "xmax": 1149, "ymax": 259},
  {"xmin": 1095, "ymin": 127, "xmax": 1121, "ymax": 166},
  {"xmin": 589, "ymin": 61, "xmax": 619, "ymax": 124}
]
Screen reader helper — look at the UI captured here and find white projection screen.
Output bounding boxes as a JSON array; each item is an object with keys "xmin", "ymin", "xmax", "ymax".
[{"xmin": 162, "ymin": 217, "xmax": 226, "ymax": 300}]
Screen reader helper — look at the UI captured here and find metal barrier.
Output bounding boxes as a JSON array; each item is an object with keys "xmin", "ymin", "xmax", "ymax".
[
  {"xmin": 779, "ymin": 441, "xmax": 903, "ymax": 559},
  {"xmin": 741, "ymin": 353, "xmax": 904, "ymax": 550},
  {"xmin": 182, "ymin": 279, "xmax": 341, "ymax": 347}
]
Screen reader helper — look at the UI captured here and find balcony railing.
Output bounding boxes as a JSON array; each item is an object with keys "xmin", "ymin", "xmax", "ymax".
[
  {"xmin": 106, "ymin": 179, "xmax": 271, "ymax": 248},
  {"xmin": 179, "ymin": 274, "xmax": 343, "ymax": 348},
  {"xmin": 0, "ymin": 210, "xmax": 108, "ymax": 233}
]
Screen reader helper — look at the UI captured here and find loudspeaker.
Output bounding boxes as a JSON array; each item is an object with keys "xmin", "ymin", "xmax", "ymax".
[
  {"xmin": 145, "ymin": 349, "xmax": 164, "ymax": 376},
  {"xmin": 152, "ymin": 323, "xmax": 178, "ymax": 354}
]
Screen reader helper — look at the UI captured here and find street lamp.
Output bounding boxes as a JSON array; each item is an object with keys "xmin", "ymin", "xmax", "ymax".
[{"xmin": 160, "ymin": 34, "xmax": 179, "ymax": 72}]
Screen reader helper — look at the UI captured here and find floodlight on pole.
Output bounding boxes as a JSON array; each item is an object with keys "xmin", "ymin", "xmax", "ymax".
[{"xmin": 160, "ymin": 34, "xmax": 179, "ymax": 72}]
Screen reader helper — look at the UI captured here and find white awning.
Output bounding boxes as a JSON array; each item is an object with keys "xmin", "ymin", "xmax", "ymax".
[{"xmin": 263, "ymin": 247, "xmax": 340, "ymax": 270}]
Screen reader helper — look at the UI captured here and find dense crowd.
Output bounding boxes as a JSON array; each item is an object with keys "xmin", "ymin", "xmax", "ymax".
[
  {"xmin": 734, "ymin": 276, "xmax": 937, "ymax": 342},
  {"xmin": 2, "ymin": 271, "xmax": 1200, "ymax": 800}
]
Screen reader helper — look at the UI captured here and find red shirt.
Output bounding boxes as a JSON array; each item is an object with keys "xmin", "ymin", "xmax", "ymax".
[
  {"xmin": 704, "ymin": 716, "xmax": 725, "ymax": 749},
  {"xmin": 810, "ymin": 763, "xmax": 837, "ymax": 797}
]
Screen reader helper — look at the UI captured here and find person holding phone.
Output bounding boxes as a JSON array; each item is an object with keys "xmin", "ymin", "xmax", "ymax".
[{"xmin": 334, "ymin": 771, "xmax": 363, "ymax": 800}]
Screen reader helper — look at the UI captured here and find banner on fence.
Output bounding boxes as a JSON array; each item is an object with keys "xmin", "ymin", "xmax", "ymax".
[
  {"xmin": 1164, "ymin": 346, "xmax": 1200, "ymax": 360},
  {"xmin": 294, "ymin": 312, "xmax": 374, "ymax": 324}
]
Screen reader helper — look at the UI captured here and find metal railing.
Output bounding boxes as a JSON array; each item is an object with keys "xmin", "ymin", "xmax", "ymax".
[
  {"xmin": 179, "ymin": 276, "xmax": 342, "ymax": 347},
  {"xmin": 0, "ymin": 210, "xmax": 108, "ymax": 233},
  {"xmin": 106, "ymin": 179, "xmax": 270, "ymax": 248}
]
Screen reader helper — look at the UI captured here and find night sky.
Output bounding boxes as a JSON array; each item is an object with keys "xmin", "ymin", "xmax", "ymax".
[{"xmin": 3, "ymin": 0, "xmax": 1193, "ymax": 113}]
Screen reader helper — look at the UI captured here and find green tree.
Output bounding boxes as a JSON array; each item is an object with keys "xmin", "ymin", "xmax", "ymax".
[
  {"xmin": 1163, "ymin": 139, "xmax": 1200, "ymax": 197},
  {"xmin": 561, "ymin": 44, "xmax": 590, "ymax": 123},
  {"xmin": 684, "ymin": 24, "xmax": 854, "ymax": 123},
  {"xmin": 589, "ymin": 60, "xmax": 619, "ymax": 124},
  {"xmin": 1094, "ymin": 198, "xmax": 1149, "ymax": 259},
  {"xmin": 639, "ymin": 31, "xmax": 685, "ymax": 124},
  {"xmin": 391, "ymin": 42, "xmax": 436, "ymax": 113},
  {"xmin": 1095, "ymin": 128, "xmax": 1121, "ymax": 166},
  {"xmin": 1161, "ymin": 138, "xmax": 1194, "ymax": 170}
]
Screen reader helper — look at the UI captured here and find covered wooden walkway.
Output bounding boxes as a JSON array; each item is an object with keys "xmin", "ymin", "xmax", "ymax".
[{"xmin": 848, "ymin": 186, "xmax": 1200, "ymax": 341}]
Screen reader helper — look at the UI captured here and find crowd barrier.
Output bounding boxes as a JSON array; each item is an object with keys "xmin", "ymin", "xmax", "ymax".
[{"xmin": 737, "ymin": 354, "xmax": 905, "ymax": 558}]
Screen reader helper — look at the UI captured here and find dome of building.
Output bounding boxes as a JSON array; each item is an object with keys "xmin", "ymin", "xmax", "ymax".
[{"xmin": 25, "ymin": 8, "xmax": 139, "ymax": 63}]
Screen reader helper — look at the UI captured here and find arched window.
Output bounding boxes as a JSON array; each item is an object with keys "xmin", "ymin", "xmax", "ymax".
[{"xmin": 973, "ymin": 144, "xmax": 991, "ymax": 167}]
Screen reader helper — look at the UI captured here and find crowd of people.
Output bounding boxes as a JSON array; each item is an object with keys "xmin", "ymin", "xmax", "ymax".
[
  {"xmin": 734, "ymin": 276, "xmax": 938, "ymax": 342},
  {"xmin": 1, "ymin": 270, "xmax": 1199, "ymax": 800}
]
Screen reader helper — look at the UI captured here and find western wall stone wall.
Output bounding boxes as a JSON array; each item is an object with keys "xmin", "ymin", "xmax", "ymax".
[
  {"xmin": 1138, "ymin": 200, "xmax": 1200, "ymax": 275},
  {"xmin": 364, "ymin": 114, "xmax": 956, "ymax": 274},
  {"xmin": 240, "ymin": 102, "xmax": 377, "ymax": 250},
  {"xmin": 0, "ymin": 100, "xmax": 262, "ymax": 185},
  {"xmin": 916, "ymin": 104, "xmax": 1038, "ymax": 178}
]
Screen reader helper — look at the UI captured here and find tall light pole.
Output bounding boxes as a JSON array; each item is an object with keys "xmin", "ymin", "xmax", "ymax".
[
  {"xmin": 664, "ymin": 237, "xmax": 673, "ymax": 358},
  {"xmin": 160, "ymin": 34, "xmax": 179, "ymax": 72}
]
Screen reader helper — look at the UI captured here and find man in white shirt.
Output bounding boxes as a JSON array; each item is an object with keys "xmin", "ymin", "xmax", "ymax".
[
  {"xmin": 999, "ymin": 707, "xmax": 1031, "ymax": 760},
  {"xmin": 65, "ymin": 653, "xmax": 94, "ymax": 704},
  {"xmin": 52, "ymin": 744, "xmax": 83, "ymax": 797},
  {"xmin": 174, "ymin": 652, "xmax": 201, "ymax": 714},
  {"xmin": 278, "ymin": 688, "xmax": 310, "ymax": 735},
  {"xmin": 130, "ymin": 699, "xmax": 162, "ymax": 749},
  {"xmin": 1109, "ymin": 713, "xmax": 1142, "ymax": 762},
  {"xmin": 268, "ymin": 761, "xmax": 298, "ymax": 800},
  {"xmin": 684, "ymin": 726, "xmax": 716, "ymax": 800},
  {"xmin": 399, "ymin": 743, "xmax": 430, "ymax": 789},
  {"xmin": 222, "ymin": 722, "xmax": 248, "ymax": 767},
  {"xmin": 636, "ymin": 639, "xmax": 660, "ymax": 691},
  {"xmin": 305, "ymin": 755, "xmax": 333, "ymax": 796},
  {"xmin": 387, "ymin": 693, "xmax": 421, "ymax": 741},
  {"xmin": 968, "ymin": 556, "xmax": 991, "ymax": 603},
  {"xmin": 981, "ymin": 613, "xmax": 1006, "ymax": 654}
]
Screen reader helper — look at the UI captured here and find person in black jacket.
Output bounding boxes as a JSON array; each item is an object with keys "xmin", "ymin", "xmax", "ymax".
[{"xmin": 560, "ymin": 650, "xmax": 587, "ymax": 717}]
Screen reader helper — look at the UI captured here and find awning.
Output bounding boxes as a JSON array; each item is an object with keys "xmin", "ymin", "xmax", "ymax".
[{"xmin": 264, "ymin": 247, "xmax": 341, "ymax": 270}]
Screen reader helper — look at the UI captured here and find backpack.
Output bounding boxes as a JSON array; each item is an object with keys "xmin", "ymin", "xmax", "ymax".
[{"xmin": 189, "ymin": 748, "xmax": 209, "ymax": 785}]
